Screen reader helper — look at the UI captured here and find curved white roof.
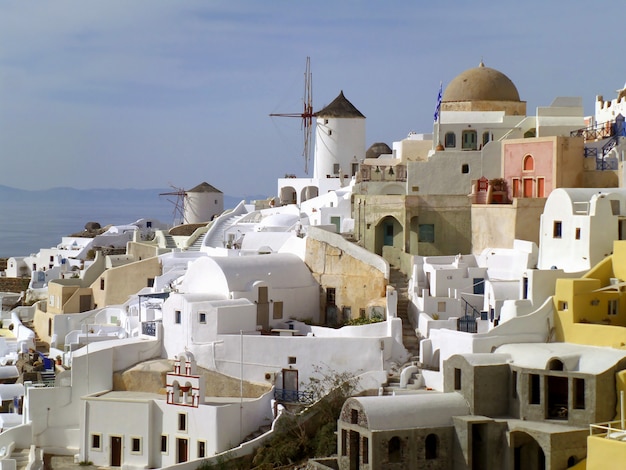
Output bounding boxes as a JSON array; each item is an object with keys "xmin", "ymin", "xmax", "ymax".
[
  {"xmin": 546, "ymin": 187, "xmax": 626, "ymax": 212},
  {"xmin": 0, "ymin": 384, "xmax": 24, "ymax": 401},
  {"xmin": 258, "ymin": 213, "xmax": 300, "ymax": 229},
  {"xmin": 345, "ymin": 392, "xmax": 469, "ymax": 431},
  {"xmin": 0, "ymin": 366, "xmax": 18, "ymax": 380},
  {"xmin": 458, "ymin": 353, "xmax": 512, "ymax": 366},
  {"xmin": 495, "ymin": 343, "xmax": 626, "ymax": 374},
  {"xmin": 179, "ymin": 253, "xmax": 316, "ymax": 295}
]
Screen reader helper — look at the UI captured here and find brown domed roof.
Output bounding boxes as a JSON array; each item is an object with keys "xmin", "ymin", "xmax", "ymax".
[
  {"xmin": 443, "ymin": 61, "xmax": 520, "ymax": 103},
  {"xmin": 366, "ymin": 142, "xmax": 392, "ymax": 159}
]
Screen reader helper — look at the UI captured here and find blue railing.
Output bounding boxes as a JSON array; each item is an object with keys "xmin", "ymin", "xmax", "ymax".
[
  {"xmin": 274, "ymin": 388, "xmax": 314, "ymax": 404},
  {"xmin": 142, "ymin": 321, "xmax": 158, "ymax": 337}
]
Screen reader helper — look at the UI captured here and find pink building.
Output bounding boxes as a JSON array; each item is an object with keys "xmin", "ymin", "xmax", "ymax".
[{"xmin": 502, "ymin": 136, "xmax": 584, "ymax": 201}]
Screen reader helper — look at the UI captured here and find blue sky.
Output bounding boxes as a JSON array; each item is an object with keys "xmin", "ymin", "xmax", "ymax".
[{"xmin": 0, "ymin": 1, "xmax": 622, "ymax": 197}]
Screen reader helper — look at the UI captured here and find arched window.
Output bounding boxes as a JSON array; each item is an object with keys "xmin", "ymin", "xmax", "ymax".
[
  {"xmin": 482, "ymin": 132, "xmax": 491, "ymax": 146},
  {"xmin": 548, "ymin": 359, "xmax": 564, "ymax": 371},
  {"xmin": 444, "ymin": 132, "xmax": 456, "ymax": 148},
  {"xmin": 462, "ymin": 130, "xmax": 478, "ymax": 150},
  {"xmin": 425, "ymin": 433, "xmax": 438, "ymax": 459},
  {"xmin": 388, "ymin": 436, "xmax": 402, "ymax": 463},
  {"xmin": 523, "ymin": 155, "xmax": 535, "ymax": 171}
]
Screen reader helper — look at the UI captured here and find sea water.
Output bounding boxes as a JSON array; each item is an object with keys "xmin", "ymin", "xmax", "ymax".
[{"xmin": 0, "ymin": 198, "xmax": 175, "ymax": 258}]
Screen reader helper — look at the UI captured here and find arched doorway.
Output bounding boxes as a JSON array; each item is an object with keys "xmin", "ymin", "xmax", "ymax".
[
  {"xmin": 374, "ymin": 216, "xmax": 402, "ymax": 256},
  {"xmin": 300, "ymin": 186, "xmax": 319, "ymax": 203},
  {"xmin": 510, "ymin": 431, "xmax": 545, "ymax": 470},
  {"xmin": 279, "ymin": 186, "xmax": 297, "ymax": 206}
]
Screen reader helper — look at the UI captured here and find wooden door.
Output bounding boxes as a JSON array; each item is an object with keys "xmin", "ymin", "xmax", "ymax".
[
  {"xmin": 110, "ymin": 436, "xmax": 122, "ymax": 467},
  {"xmin": 177, "ymin": 438, "xmax": 188, "ymax": 463}
]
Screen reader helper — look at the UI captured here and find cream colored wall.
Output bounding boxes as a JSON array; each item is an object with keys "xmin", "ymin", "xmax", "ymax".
[
  {"xmin": 406, "ymin": 150, "xmax": 501, "ymax": 196},
  {"xmin": 555, "ymin": 136, "xmax": 585, "ymax": 188},
  {"xmin": 471, "ymin": 198, "xmax": 546, "ymax": 254},
  {"xmin": 33, "ymin": 304, "xmax": 54, "ymax": 345},
  {"xmin": 441, "ymin": 99, "xmax": 526, "ymax": 116},
  {"xmin": 63, "ymin": 287, "xmax": 94, "ymax": 314},
  {"xmin": 353, "ymin": 194, "xmax": 471, "ymax": 257},
  {"xmin": 127, "ymin": 241, "xmax": 164, "ymax": 260},
  {"xmin": 395, "ymin": 139, "xmax": 432, "ymax": 161},
  {"xmin": 47, "ymin": 281, "xmax": 78, "ymax": 315},
  {"xmin": 583, "ymin": 169, "xmax": 620, "ymax": 188},
  {"xmin": 91, "ymin": 257, "xmax": 161, "ymax": 308},
  {"xmin": 414, "ymin": 195, "xmax": 472, "ymax": 256}
]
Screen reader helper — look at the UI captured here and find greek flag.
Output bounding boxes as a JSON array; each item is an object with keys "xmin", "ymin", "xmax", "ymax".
[{"xmin": 433, "ymin": 82, "xmax": 443, "ymax": 122}]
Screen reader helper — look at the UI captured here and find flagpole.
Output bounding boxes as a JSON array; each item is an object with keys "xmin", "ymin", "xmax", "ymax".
[{"xmin": 434, "ymin": 81, "xmax": 443, "ymax": 148}]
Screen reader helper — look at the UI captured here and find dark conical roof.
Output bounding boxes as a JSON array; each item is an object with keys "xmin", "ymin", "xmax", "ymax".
[
  {"xmin": 187, "ymin": 182, "xmax": 222, "ymax": 193},
  {"xmin": 315, "ymin": 91, "xmax": 365, "ymax": 118}
]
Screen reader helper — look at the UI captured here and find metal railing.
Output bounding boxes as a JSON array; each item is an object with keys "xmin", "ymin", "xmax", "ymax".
[
  {"xmin": 274, "ymin": 388, "xmax": 314, "ymax": 404},
  {"xmin": 590, "ymin": 420, "xmax": 626, "ymax": 440},
  {"xmin": 142, "ymin": 321, "xmax": 158, "ymax": 337}
]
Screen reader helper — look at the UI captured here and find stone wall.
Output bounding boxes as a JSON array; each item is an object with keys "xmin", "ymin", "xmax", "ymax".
[
  {"xmin": 304, "ymin": 228, "xmax": 388, "ymax": 324},
  {"xmin": 0, "ymin": 277, "xmax": 30, "ymax": 294}
]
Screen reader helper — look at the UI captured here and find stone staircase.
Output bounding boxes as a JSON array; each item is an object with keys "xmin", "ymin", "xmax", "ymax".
[
  {"xmin": 10, "ymin": 447, "xmax": 30, "ymax": 470},
  {"xmin": 382, "ymin": 369, "xmax": 422, "ymax": 396},
  {"xmin": 187, "ymin": 232, "xmax": 207, "ymax": 251},
  {"xmin": 242, "ymin": 424, "xmax": 271, "ymax": 443},
  {"xmin": 389, "ymin": 267, "xmax": 419, "ymax": 359},
  {"xmin": 162, "ymin": 233, "xmax": 177, "ymax": 249}
]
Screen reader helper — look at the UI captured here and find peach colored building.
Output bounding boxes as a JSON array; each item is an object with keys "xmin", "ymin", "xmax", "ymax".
[{"xmin": 502, "ymin": 136, "xmax": 584, "ymax": 201}]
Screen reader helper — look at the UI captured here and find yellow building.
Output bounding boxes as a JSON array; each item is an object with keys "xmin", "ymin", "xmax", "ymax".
[
  {"xmin": 553, "ymin": 240, "xmax": 626, "ymax": 469},
  {"xmin": 553, "ymin": 240, "xmax": 626, "ymax": 347}
]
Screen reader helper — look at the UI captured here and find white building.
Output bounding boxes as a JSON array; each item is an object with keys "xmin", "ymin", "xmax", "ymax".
[
  {"xmin": 538, "ymin": 187, "xmax": 626, "ymax": 272},
  {"xmin": 81, "ymin": 352, "xmax": 273, "ymax": 468},
  {"xmin": 182, "ymin": 182, "xmax": 224, "ymax": 224},
  {"xmin": 277, "ymin": 91, "xmax": 365, "ymax": 208}
]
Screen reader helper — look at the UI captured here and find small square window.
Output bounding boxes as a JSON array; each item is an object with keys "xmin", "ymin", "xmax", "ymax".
[
  {"xmin": 573, "ymin": 378, "xmax": 585, "ymax": 409},
  {"xmin": 131, "ymin": 437, "xmax": 141, "ymax": 454},
  {"xmin": 419, "ymin": 224, "xmax": 435, "ymax": 243},
  {"xmin": 529, "ymin": 374, "xmax": 540, "ymax": 404},
  {"xmin": 444, "ymin": 132, "xmax": 456, "ymax": 148},
  {"xmin": 351, "ymin": 409, "xmax": 359, "ymax": 424},
  {"xmin": 147, "ymin": 278, "xmax": 155, "ymax": 288},
  {"xmin": 91, "ymin": 434, "xmax": 102, "ymax": 450},
  {"xmin": 461, "ymin": 164, "xmax": 470, "ymax": 174},
  {"xmin": 288, "ymin": 356, "xmax": 297, "ymax": 365},
  {"xmin": 199, "ymin": 312, "xmax": 207, "ymax": 324}
]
